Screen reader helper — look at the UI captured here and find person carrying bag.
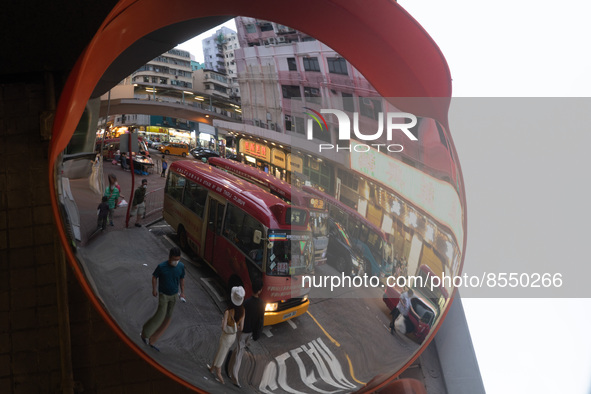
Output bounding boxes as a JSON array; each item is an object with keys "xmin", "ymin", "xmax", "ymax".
[{"xmin": 207, "ymin": 286, "xmax": 245, "ymax": 385}]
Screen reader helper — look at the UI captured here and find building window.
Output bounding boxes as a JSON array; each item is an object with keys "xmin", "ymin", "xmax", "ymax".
[
  {"xmin": 294, "ymin": 116, "xmax": 305, "ymax": 135},
  {"xmin": 285, "ymin": 115, "xmax": 293, "ymax": 132},
  {"xmin": 304, "ymin": 159, "xmax": 333, "ymax": 192},
  {"xmin": 303, "ymin": 87, "xmax": 322, "ymax": 105},
  {"xmin": 287, "ymin": 57, "xmax": 297, "ymax": 71},
  {"xmin": 342, "ymin": 92, "xmax": 355, "ymax": 113},
  {"xmin": 303, "ymin": 57, "xmax": 320, "ymax": 72},
  {"xmin": 359, "ymin": 97, "xmax": 382, "ymax": 121},
  {"xmin": 337, "ymin": 168, "xmax": 359, "ymax": 191},
  {"xmin": 259, "ymin": 22, "xmax": 274, "ymax": 32},
  {"xmin": 327, "ymin": 57, "xmax": 348, "ymax": 75},
  {"xmin": 282, "ymin": 85, "xmax": 301, "ymax": 99}
]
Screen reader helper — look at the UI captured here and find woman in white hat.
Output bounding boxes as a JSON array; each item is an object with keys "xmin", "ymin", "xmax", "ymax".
[{"xmin": 208, "ymin": 286, "xmax": 245, "ymax": 384}]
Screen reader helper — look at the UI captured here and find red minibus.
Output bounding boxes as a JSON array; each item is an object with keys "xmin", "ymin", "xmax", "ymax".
[
  {"xmin": 302, "ymin": 185, "xmax": 389, "ymax": 277},
  {"xmin": 163, "ymin": 160, "xmax": 314, "ymax": 325},
  {"xmin": 208, "ymin": 157, "xmax": 329, "ymax": 265}
]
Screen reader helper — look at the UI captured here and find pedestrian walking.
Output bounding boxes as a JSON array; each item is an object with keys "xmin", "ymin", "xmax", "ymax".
[
  {"xmin": 228, "ymin": 280, "xmax": 264, "ymax": 387},
  {"xmin": 161, "ymin": 157, "xmax": 168, "ymax": 177},
  {"xmin": 131, "ymin": 179, "xmax": 148, "ymax": 227},
  {"xmin": 390, "ymin": 288, "xmax": 414, "ymax": 335},
  {"xmin": 103, "ymin": 174, "xmax": 120, "ymax": 226},
  {"xmin": 96, "ymin": 195, "xmax": 109, "ymax": 231},
  {"xmin": 208, "ymin": 286, "xmax": 245, "ymax": 385},
  {"xmin": 140, "ymin": 247, "xmax": 186, "ymax": 351}
]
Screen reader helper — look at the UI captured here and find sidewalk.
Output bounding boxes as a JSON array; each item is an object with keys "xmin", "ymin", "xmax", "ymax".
[
  {"xmin": 75, "ymin": 225, "xmax": 247, "ymax": 393},
  {"xmin": 71, "ymin": 157, "xmax": 169, "ymax": 246}
]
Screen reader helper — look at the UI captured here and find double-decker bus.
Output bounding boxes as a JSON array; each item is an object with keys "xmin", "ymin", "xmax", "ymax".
[
  {"xmin": 302, "ymin": 185, "xmax": 390, "ymax": 277},
  {"xmin": 208, "ymin": 157, "xmax": 329, "ymax": 265},
  {"xmin": 163, "ymin": 160, "xmax": 314, "ymax": 325}
]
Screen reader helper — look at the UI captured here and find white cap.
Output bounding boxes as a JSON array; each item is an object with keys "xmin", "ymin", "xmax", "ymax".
[{"xmin": 231, "ymin": 286, "xmax": 245, "ymax": 306}]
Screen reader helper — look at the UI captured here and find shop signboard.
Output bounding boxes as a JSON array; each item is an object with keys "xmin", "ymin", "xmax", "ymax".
[
  {"xmin": 146, "ymin": 126, "xmax": 167, "ymax": 134},
  {"xmin": 239, "ymin": 139, "xmax": 271, "ymax": 162},
  {"xmin": 287, "ymin": 154, "xmax": 303, "ymax": 173},
  {"xmin": 271, "ymin": 149, "xmax": 286, "ymax": 169}
]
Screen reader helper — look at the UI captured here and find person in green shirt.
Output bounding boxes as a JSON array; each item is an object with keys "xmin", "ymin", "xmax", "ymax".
[{"xmin": 103, "ymin": 173, "xmax": 120, "ymax": 226}]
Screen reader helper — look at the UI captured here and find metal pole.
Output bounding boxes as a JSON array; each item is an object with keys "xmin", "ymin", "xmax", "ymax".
[
  {"xmin": 126, "ymin": 132, "xmax": 135, "ymax": 228},
  {"xmin": 97, "ymin": 90, "xmax": 112, "ymax": 195},
  {"xmin": 99, "ymin": 90, "xmax": 111, "ymax": 156}
]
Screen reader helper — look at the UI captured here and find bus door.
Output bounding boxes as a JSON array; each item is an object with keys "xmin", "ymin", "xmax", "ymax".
[{"xmin": 204, "ymin": 197, "xmax": 225, "ymax": 264}]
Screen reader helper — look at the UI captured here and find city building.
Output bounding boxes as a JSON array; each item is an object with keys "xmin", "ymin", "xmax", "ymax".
[
  {"xmin": 214, "ymin": 17, "xmax": 463, "ymax": 286},
  {"xmin": 96, "ymin": 46, "xmax": 243, "ymax": 149},
  {"xmin": 192, "ymin": 68, "xmax": 231, "ymax": 100},
  {"xmin": 190, "ymin": 59, "xmax": 205, "ymax": 71},
  {"xmin": 132, "ymin": 48, "xmax": 194, "ymax": 98},
  {"xmin": 202, "ymin": 26, "xmax": 241, "ymax": 98}
]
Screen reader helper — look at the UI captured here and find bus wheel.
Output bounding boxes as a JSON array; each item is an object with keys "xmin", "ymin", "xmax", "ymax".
[
  {"xmin": 181, "ymin": 152, "xmax": 186, "ymax": 157},
  {"xmin": 165, "ymin": 150, "xmax": 170, "ymax": 155},
  {"xmin": 336, "ymin": 256, "xmax": 347, "ymax": 273},
  {"xmin": 178, "ymin": 226, "xmax": 188, "ymax": 252}
]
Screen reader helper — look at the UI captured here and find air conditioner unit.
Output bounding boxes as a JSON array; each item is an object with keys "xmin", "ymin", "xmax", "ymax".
[
  {"xmin": 362, "ymin": 97, "xmax": 372, "ymax": 105},
  {"xmin": 270, "ymin": 122, "xmax": 276, "ymax": 131},
  {"xmin": 254, "ymin": 119, "xmax": 260, "ymax": 127},
  {"xmin": 285, "ymin": 115, "xmax": 291, "ymax": 121},
  {"xmin": 277, "ymin": 37, "xmax": 286, "ymax": 43}
]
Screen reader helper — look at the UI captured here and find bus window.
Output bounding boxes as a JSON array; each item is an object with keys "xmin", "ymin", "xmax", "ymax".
[
  {"xmin": 311, "ymin": 213, "xmax": 328, "ymax": 237},
  {"xmin": 182, "ymin": 180, "xmax": 208, "ymax": 217},
  {"xmin": 223, "ymin": 204, "xmax": 265, "ymax": 268},
  {"xmin": 166, "ymin": 172, "xmax": 185, "ymax": 201}
]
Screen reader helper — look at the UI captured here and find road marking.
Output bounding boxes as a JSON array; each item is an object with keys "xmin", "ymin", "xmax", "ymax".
[
  {"xmin": 306, "ymin": 311, "xmax": 340, "ymax": 347},
  {"xmin": 287, "ymin": 319, "xmax": 297, "ymax": 329},
  {"xmin": 263, "ymin": 327, "xmax": 273, "ymax": 338},
  {"xmin": 259, "ymin": 337, "xmax": 357, "ymax": 394},
  {"xmin": 149, "ymin": 224, "xmax": 170, "ymax": 228},
  {"xmin": 345, "ymin": 354, "xmax": 366, "ymax": 385}
]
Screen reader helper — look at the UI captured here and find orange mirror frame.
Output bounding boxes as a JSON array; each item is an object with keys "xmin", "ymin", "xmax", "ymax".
[{"xmin": 48, "ymin": 1, "xmax": 456, "ymax": 392}]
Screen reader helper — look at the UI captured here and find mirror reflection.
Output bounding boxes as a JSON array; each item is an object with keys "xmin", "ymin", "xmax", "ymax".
[{"xmin": 56, "ymin": 16, "xmax": 464, "ymax": 393}]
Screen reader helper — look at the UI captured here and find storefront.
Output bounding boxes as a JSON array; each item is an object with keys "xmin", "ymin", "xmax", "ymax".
[
  {"xmin": 145, "ymin": 126, "xmax": 169, "ymax": 143},
  {"xmin": 270, "ymin": 148, "xmax": 287, "ymax": 181},
  {"xmin": 239, "ymin": 138, "xmax": 271, "ymax": 172},
  {"xmin": 168, "ymin": 128, "xmax": 192, "ymax": 145},
  {"xmin": 302, "ymin": 156, "xmax": 334, "ymax": 194},
  {"xmin": 197, "ymin": 123, "xmax": 217, "ymax": 150},
  {"xmin": 287, "ymin": 153, "xmax": 304, "ymax": 186}
]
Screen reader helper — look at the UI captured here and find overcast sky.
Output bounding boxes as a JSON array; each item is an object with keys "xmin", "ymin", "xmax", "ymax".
[
  {"xmin": 177, "ymin": 5, "xmax": 591, "ymax": 392},
  {"xmin": 400, "ymin": 1, "xmax": 591, "ymax": 393}
]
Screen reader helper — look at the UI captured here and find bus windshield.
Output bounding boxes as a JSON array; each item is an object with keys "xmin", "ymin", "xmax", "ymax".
[{"xmin": 266, "ymin": 231, "xmax": 314, "ymax": 276}]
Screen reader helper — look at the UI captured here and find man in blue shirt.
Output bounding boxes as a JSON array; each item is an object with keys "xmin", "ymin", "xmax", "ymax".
[{"xmin": 140, "ymin": 247, "xmax": 185, "ymax": 351}]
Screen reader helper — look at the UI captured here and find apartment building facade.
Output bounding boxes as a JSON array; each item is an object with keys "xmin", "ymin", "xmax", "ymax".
[{"xmin": 202, "ymin": 26, "xmax": 241, "ymax": 98}]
